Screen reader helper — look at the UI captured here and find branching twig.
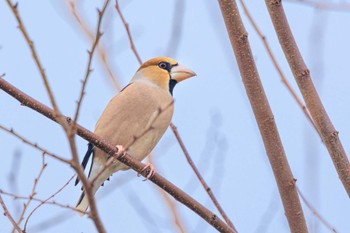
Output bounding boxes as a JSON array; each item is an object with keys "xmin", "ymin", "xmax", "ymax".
[
  {"xmin": 0, "ymin": 194, "xmax": 23, "ymax": 233},
  {"xmin": 265, "ymin": 0, "xmax": 350, "ymax": 197},
  {"xmin": 217, "ymin": 0, "xmax": 308, "ymax": 232},
  {"xmin": 23, "ymin": 175, "xmax": 76, "ymax": 231},
  {"xmin": 0, "ymin": 77, "xmax": 234, "ymax": 233}
]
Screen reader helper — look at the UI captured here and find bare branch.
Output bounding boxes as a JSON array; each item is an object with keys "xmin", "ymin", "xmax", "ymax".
[
  {"xmin": 238, "ymin": 0, "xmax": 319, "ymax": 135},
  {"xmin": 217, "ymin": 0, "xmax": 308, "ymax": 232},
  {"xmin": 265, "ymin": 0, "xmax": 350, "ymax": 197}
]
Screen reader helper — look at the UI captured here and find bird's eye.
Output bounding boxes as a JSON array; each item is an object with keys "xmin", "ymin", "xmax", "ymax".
[{"xmin": 158, "ymin": 62, "xmax": 170, "ymax": 71}]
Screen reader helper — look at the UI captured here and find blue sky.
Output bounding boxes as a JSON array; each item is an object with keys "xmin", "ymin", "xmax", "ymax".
[{"xmin": 1, "ymin": 0, "xmax": 350, "ymax": 232}]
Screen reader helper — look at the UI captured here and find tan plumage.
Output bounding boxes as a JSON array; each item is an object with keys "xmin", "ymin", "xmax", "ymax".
[{"xmin": 75, "ymin": 57, "xmax": 196, "ymax": 213}]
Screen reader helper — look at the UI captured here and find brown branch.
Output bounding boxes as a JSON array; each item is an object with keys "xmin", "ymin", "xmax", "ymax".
[
  {"xmin": 238, "ymin": 0, "xmax": 319, "ymax": 135},
  {"xmin": 0, "ymin": 125, "xmax": 70, "ymax": 164},
  {"xmin": 72, "ymin": 0, "xmax": 110, "ymax": 126},
  {"xmin": 0, "ymin": 194, "xmax": 23, "ymax": 233},
  {"xmin": 0, "ymin": 78, "xmax": 234, "ymax": 233},
  {"xmin": 297, "ymin": 187, "xmax": 337, "ymax": 233},
  {"xmin": 170, "ymin": 123, "xmax": 237, "ymax": 233},
  {"xmin": 115, "ymin": 0, "xmax": 142, "ymax": 65},
  {"xmin": 265, "ymin": 0, "xmax": 350, "ymax": 197},
  {"xmin": 23, "ymin": 175, "xmax": 76, "ymax": 231},
  {"xmin": 217, "ymin": 1, "xmax": 308, "ymax": 232}
]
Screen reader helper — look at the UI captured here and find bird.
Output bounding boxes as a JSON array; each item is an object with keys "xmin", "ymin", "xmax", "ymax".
[{"xmin": 75, "ymin": 57, "xmax": 196, "ymax": 213}]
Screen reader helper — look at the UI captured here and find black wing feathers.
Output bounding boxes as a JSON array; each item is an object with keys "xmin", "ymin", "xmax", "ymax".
[{"xmin": 74, "ymin": 143, "xmax": 94, "ymax": 186}]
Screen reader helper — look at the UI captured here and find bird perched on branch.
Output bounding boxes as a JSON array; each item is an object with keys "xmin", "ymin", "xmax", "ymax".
[{"xmin": 75, "ymin": 57, "xmax": 196, "ymax": 213}]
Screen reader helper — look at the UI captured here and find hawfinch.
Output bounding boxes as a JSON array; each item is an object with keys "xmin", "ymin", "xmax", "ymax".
[{"xmin": 75, "ymin": 57, "xmax": 196, "ymax": 213}]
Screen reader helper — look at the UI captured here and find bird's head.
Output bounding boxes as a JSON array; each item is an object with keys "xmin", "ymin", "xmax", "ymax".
[{"xmin": 133, "ymin": 57, "xmax": 196, "ymax": 95}]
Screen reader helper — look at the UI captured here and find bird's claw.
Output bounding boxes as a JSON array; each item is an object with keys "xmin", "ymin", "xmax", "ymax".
[
  {"xmin": 115, "ymin": 145, "xmax": 126, "ymax": 158},
  {"xmin": 137, "ymin": 163, "xmax": 156, "ymax": 181}
]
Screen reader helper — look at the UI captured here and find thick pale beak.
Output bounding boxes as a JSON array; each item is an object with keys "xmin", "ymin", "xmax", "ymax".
[{"xmin": 170, "ymin": 63, "xmax": 196, "ymax": 82}]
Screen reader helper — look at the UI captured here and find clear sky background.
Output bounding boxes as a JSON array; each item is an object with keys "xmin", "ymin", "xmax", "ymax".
[{"xmin": 1, "ymin": 0, "xmax": 350, "ymax": 232}]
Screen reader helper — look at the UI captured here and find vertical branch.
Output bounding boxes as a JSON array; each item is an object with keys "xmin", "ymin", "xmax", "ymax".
[
  {"xmin": 265, "ymin": 0, "xmax": 350, "ymax": 196},
  {"xmin": 217, "ymin": 0, "xmax": 308, "ymax": 232}
]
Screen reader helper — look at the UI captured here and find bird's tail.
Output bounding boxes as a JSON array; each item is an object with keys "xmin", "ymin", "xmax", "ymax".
[{"xmin": 75, "ymin": 161, "xmax": 110, "ymax": 216}]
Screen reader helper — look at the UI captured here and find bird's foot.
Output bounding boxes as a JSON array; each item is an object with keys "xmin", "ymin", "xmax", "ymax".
[
  {"xmin": 137, "ymin": 163, "xmax": 156, "ymax": 181},
  {"xmin": 115, "ymin": 145, "xmax": 126, "ymax": 158}
]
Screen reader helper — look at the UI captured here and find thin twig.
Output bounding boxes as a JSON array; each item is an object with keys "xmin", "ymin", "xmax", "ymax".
[
  {"xmin": 0, "ymin": 125, "xmax": 70, "ymax": 164},
  {"xmin": 72, "ymin": 0, "xmax": 111, "ymax": 126},
  {"xmin": 265, "ymin": 0, "xmax": 350, "ymax": 197},
  {"xmin": 238, "ymin": 0, "xmax": 319, "ymax": 135},
  {"xmin": 297, "ymin": 187, "xmax": 337, "ymax": 233},
  {"xmin": 170, "ymin": 123, "xmax": 237, "ymax": 233},
  {"xmin": 115, "ymin": 0, "xmax": 142, "ymax": 65},
  {"xmin": 23, "ymin": 175, "xmax": 76, "ymax": 231},
  {"xmin": 0, "ymin": 77, "xmax": 234, "ymax": 233},
  {"xmin": 217, "ymin": 0, "xmax": 308, "ymax": 232},
  {"xmin": 13, "ymin": 154, "xmax": 47, "ymax": 232},
  {"xmin": 0, "ymin": 194, "xmax": 23, "ymax": 233}
]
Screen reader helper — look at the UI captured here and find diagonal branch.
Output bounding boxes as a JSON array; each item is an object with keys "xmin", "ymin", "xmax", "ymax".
[
  {"xmin": 217, "ymin": 0, "xmax": 308, "ymax": 232},
  {"xmin": 0, "ymin": 194, "xmax": 23, "ymax": 233},
  {"xmin": 265, "ymin": 0, "xmax": 350, "ymax": 197},
  {"xmin": 0, "ymin": 77, "xmax": 234, "ymax": 233}
]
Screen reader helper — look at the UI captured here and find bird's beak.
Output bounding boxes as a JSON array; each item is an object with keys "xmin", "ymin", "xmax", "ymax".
[{"xmin": 170, "ymin": 63, "xmax": 196, "ymax": 82}]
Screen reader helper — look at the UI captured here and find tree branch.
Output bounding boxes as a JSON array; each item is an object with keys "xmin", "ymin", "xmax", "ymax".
[
  {"xmin": 217, "ymin": 0, "xmax": 308, "ymax": 232},
  {"xmin": 265, "ymin": 0, "xmax": 350, "ymax": 197}
]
